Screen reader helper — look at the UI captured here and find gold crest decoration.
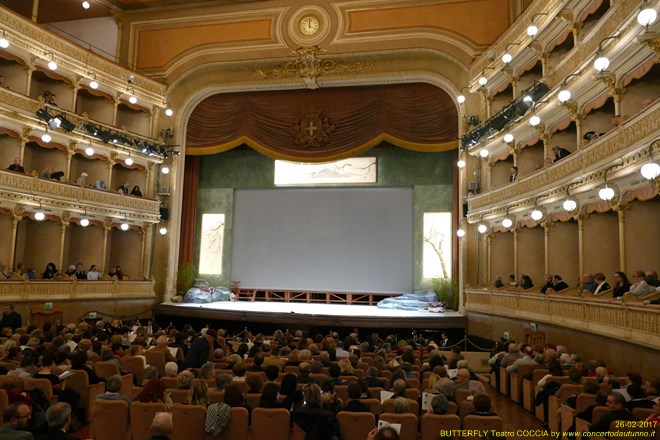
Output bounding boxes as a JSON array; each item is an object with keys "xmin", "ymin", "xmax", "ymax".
[{"xmin": 290, "ymin": 111, "xmax": 336, "ymax": 148}]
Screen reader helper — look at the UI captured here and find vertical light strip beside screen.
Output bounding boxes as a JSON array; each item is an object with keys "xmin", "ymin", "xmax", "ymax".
[{"xmin": 199, "ymin": 213, "xmax": 225, "ymax": 275}]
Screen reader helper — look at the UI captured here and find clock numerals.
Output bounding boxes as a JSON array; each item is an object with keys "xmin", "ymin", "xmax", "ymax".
[{"xmin": 300, "ymin": 16, "xmax": 320, "ymax": 36}]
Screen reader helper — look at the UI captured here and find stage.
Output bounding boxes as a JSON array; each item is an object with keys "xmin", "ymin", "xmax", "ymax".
[{"xmin": 154, "ymin": 301, "xmax": 466, "ymax": 330}]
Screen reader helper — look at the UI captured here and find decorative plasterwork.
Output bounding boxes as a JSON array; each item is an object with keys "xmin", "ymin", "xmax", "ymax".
[
  {"xmin": 467, "ymin": 102, "xmax": 660, "ymax": 214},
  {"xmin": 0, "ymin": 172, "xmax": 161, "ymax": 222},
  {"xmin": 0, "ymin": 8, "xmax": 166, "ymax": 101},
  {"xmin": 0, "ymin": 280, "xmax": 156, "ymax": 301},
  {"xmin": 465, "ymin": 288, "xmax": 660, "ymax": 350}
]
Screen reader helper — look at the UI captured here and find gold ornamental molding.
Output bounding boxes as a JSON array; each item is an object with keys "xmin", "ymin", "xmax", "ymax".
[
  {"xmin": 254, "ymin": 46, "xmax": 374, "ymax": 89},
  {"xmin": 0, "ymin": 279, "xmax": 156, "ymax": 302},
  {"xmin": 0, "ymin": 8, "xmax": 166, "ymax": 100},
  {"xmin": 468, "ymin": 103, "xmax": 660, "ymax": 211},
  {"xmin": 0, "ymin": 172, "xmax": 161, "ymax": 221},
  {"xmin": 465, "ymin": 288, "xmax": 660, "ymax": 350}
]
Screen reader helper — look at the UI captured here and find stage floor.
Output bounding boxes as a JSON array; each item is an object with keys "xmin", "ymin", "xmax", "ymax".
[{"xmin": 155, "ymin": 301, "xmax": 466, "ymax": 329}]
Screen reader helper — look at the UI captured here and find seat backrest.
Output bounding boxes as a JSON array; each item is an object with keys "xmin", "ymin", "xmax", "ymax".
[
  {"xmin": 590, "ymin": 406, "xmax": 609, "ymax": 425},
  {"xmin": 334, "ymin": 385, "xmax": 349, "ymax": 403},
  {"xmin": 337, "ymin": 411, "xmax": 376, "ymax": 440},
  {"xmin": 170, "ymin": 403, "xmax": 207, "ymax": 440},
  {"xmin": 130, "ymin": 401, "xmax": 168, "ymax": 440},
  {"xmin": 360, "ymin": 398, "xmax": 382, "ymax": 417},
  {"xmin": 161, "ymin": 377, "xmax": 179, "ymax": 389},
  {"xmin": 251, "ymin": 408, "xmax": 290, "ymax": 440},
  {"xmin": 381, "ymin": 399, "xmax": 419, "ymax": 415},
  {"xmin": 94, "ymin": 361, "xmax": 120, "ymax": 380},
  {"xmin": 245, "ymin": 393, "xmax": 261, "ymax": 409},
  {"xmin": 208, "ymin": 389, "xmax": 225, "ymax": 404},
  {"xmin": 292, "ymin": 423, "xmax": 306, "ymax": 440},
  {"xmin": 558, "ymin": 383, "xmax": 583, "ymax": 401},
  {"xmin": 379, "ymin": 413, "xmax": 418, "ymax": 440},
  {"xmin": 169, "ymin": 389, "xmax": 190, "ymax": 404},
  {"xmin": 23, "ymin": 377, "xmax": 54, "ymax": 403},
  {"xmin": 458, "ymin": 400, "xmax": 475, "ymax": 420},
  {"xmin": 575, "ymin": 393, "xmax": 597, "ymax": 412},
  {"xmin": 368, "ymin": 387, "xmax": 384, "ymax": 399},
  {"xmin": 421, "ymin": 413, "xmax": 461, "ymax": 440},
  {"xmin": 217, "ymin": 406, "xmax": 249, "ymax": 440},
  {"xmin": 404, "ymin": 388, "xmax": 420, "ymax": 401},
  {"xmin": 454, "ymin": 387, "xmax": 470, "ymax": 404},
  {"xmin": 91, "ymin": 399, "xmax": 129, "ymax": 440},
  {"xmin": 0, "ymin": 389, "xmax": 9, "ymax": 426},
  {"xmin": 463, "ymin": 415, "xmax": 503, "ymax": 440},
  {"xmin": 63, "ymin": 370, "xmax": 90, "ymax": 410},
  {"xmin": 120, "ymin": 356, "xmax": 145, "ymax": 384},
  {"xmin": 631, "ymin": 407, "xmax": 653, "ymax": 420},
  {"xmin": 145, "ymin": 350, "xmax": 166, "ymax": 377}
]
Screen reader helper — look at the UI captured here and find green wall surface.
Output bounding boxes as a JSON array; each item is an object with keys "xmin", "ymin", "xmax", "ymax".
[{"xmin": 194, "ymin": 144, "xmax": 456, "ymax": 290}]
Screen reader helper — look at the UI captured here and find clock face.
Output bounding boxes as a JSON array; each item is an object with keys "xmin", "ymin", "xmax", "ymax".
[{"xmin": 300, "ymin": 15, "xmax": 320, "ymax": 36}]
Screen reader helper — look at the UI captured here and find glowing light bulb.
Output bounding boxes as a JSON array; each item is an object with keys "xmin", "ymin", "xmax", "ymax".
[
  {"xmin": 120, "ymin": 222, "xmax": 129, "ymax": 231},
  {"xmin": 89, "ymin": 80, "xmax": 99, "ymax": 89},
  {"xmin": 479, "ymin": 149, "xmax": 489, "ymax": 158},
  {"xmin": 557, "ymin": 89, "xmax": 571, "ymax": 103},
  {"xmin": 531, "ymin": 209, "xmax": 543, "ymax": 221},
  {"xmin": 125, "ymin": 157, "xmax": 134, "ymax": 166},
  {"xmin": 41, "ymin": 133, "xmax": 51, "ymax": 143},
  {"xmin": 598, "ymin": 186, "xmax": 615, "ymax": 201},
  {"xmin": 637, "ymin": 8, "xmax": 657, "ymax": 26},
  {"xmin": 165, "ymin": 107, "xmax": 174, "ymax": 117},
  {"xmin": 456, "ymin": 229, "xmax": 465, "ymax": 238},
  {"xmin": 502, "ymin": 217, "xmax": 513, "ymax": 229},
  {"xmin": 0, "ymin": 37, "xmax": 9, "ymax": 49},
  {"xmin": 35, "ymin": 211, "xmax": 45, "ymax": 221},
  {"xmin": 80, "ymin": 218, "xmax": 90, "ymax": 227},
  {"xmin": 477, "ymin": 224, "xmax": 488, "ymax": 234},
  {"xmin": 503, "ymin": 133, "xmax": 514, "ymax": 143},
  {"xmin": 48, "ymin": 60, "xmax": 57, "ymax": 71},
  {"xmin": 563, "ymin": 198, "xmax": 577, "ymax": 212},
  {"xmin": 85, "ymin": 147, "xmax": 94, "ymax": 156},
  {"xmin": 457, "ymin": 94, "xmax": 466, "ymax": 104},
  {"xmin": 457, "ymin": 159, "xmax": 466, "ymax": 169},
  {"xmin": 159, "ymin": 227, "xmax": 168, "ymax": 235},
  {"xmin": 161, "ymin": 166, "xmax": 170, "ymax": 174},
  {"xmin": 129, "ymin": 95, "xmax": 137, "ymax": 104},
  {"xmin": 593, "ymin": 56, "xmax": 610, "ymax": 72},
  {"xmin": 529, "ymin": 115, "xmax": 541, "ymax": 126},
  {"xmin": 640, "ymin": 162, "xmax": 660, "ymax": 180},
  {"xmin": 82, "ymin": 1, "xmax": 91, "ymax": 9},
  {"xmin": 527, "ymin": 24, "xmax": 538, "ymax": 37},
  {"xmin": 502, "ymin": 53, "xmax": 512, "ymax": 64},
  {"xmin": 478, "ymin": 76, "xmax": 488, "ymax": 86}
]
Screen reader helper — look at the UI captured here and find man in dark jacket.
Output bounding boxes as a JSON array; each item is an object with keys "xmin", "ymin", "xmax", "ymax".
[
  {"xmin": 1, "ymin": 304, "xmax": 22, "ymax": 331},
  {"xmin": 182, "ymin": 328, "xmax": 216, "ymax": 369},
  {"xmin": 587, "ymin": 392, "xmax": 637, "ymax": 434},
  {"xmin": 36, "ymin": 403, "xmax": 80, "ymax": 440},
  {"xmin": 342, "ymin": 383, "xmax": 370, "ymax": 412}
]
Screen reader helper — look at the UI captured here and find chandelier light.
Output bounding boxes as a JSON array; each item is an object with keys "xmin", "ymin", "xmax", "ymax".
[
  {"xmin": 563, "ymin": 197, "xmax": 577, "ymax": 212},
  {"xmin": 529, "ymin": 115, "xmax": 541, "ymax": 126},
  {"xmin": 125, "ymin": 154, "xmax": 134, "ymax": 166},
  {"xmin": 478, "ymin": 76, "xmax": 488, "ymax": 86},
  {"xmin": 503, "ymin": 133, "xmax": 514, "ymax": 143},
  {"xmin": 598, "ymin": 186, "xmax": 615, "ymax": 201},
  {"xmin": 41, "ymin": 129, "xmax": 51, "ymax": 143},
  {"xmin": 80, "ymin": 217, "xmax": 90, "ymax": 227},
  {"xmin": 456, "ymin": 86, "xmax": 469, "ymax": 104},
  {"xmin": 593, "ymin": 35, "xmax": 620, "ymax": 72},
  {"xmin": 85, "ymin": 146, "xmax": 94, "ymax": 156},
  {"xmin": 161, "ymin": 166, "xmax": 170, "ymax": 174},
  {"xmin": 35, "ymin": 210, "xmax": 45, "ymax": 221},
  {"xmin": 46, "ymin": 53, "xmax": 57, "ymax": 71},
  {"xmin": 501, "ymin": 42, "xmax": 519, "ymax": 64}
]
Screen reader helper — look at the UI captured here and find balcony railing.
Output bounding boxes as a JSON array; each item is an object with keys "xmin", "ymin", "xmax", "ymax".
[{"xmin": 0, "ymin": 279, "xmax": 156, "ymax": 302}]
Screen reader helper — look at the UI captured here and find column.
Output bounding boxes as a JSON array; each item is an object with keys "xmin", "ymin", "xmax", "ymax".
[
  {"xmin": 510, "ymin": 77, "xmax": 519, "ymax": 100},
  {"xmin": 112, "ymin": 97, "xmax": 120, "ymax": 126},
  {"xmin": 102, "ymin": 218, "xmax": 113, "ymax": 273},
  {"xmin": 513, "ymin": 228, "xmax": 519, "ymax": 278},
  {"xmin": 577, "ymin": 215, "xmax": 585, "ymax": 285},
  {"xmin": 141, "ymin": 223, "xmax": 154, "ymax": 279},
  {"xmin": 58, "ymin": 214, "xmax": 70, "ymax": 271},
  {"xmin": 25, "ymin": 66, "xmax": 35, "ymax": 97},
  {"xmin": 486, "ymin": 232, "xmax": 493, "ymax": 286},
  {"xmin": 543, "ymin": 222, "xmax": 551, "ymax": 274},
  {"xmin": 609, "ymin": 88, "xmax": 627, "ymax": 118},
  {"xmin": 71, "ymin": 81, "xmax": 81, "ymax": 112},
  {"xmin": 9, "ymin": 206, "xmax": 24, "ymax": 268},
  {"xmin": 19, "ymin": 129, "xmax": 29, "ymax": 164},
  {"xmin": 145, "ymin": 163, "xmax": 154, "ymax": 198},
  {"xmin": 574, "ymin": 114, "xmax": 586, "ymax": 149},
  {"xmin": 107, "ymin": 159, "xmax": 114, "ymax": 188},
  {"xmin": 617, "ymin": 207, "xmax": 627, "ymax": 273},
  {"xmin": 66, "ymin": 142, "xmax": 76, "ymax": 182}
]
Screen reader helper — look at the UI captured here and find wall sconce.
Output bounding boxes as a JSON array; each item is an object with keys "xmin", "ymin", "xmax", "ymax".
[
  {"xmin": 637, "ymin": 1, "xmax": 658, "ymax": 28},
  {"xmin": 477, "ymin": 67, "xmax": 495, "ymax": 87},
  {"xmin": 85, "ymin": 139, "xmax": 94, "ymax": 156},
  {"xmin": 557, "ymin": 71, "xmax": 581, "ymax": 103},
  {"xmin": 502, "ymin": 122, "xmax": 515, "ymax": 144},
  {"xmin": 82, "ymin": 1, "xmax": 91, "ymax": 9},
  {"xmin": 457, "ymin": 86, "xmax": 470, "ymax": 104},
  {"xmin": 593, "ymin": 35, "xmax": 620, "ymax": 72},
  {"xmin": 46, "ymin": 52, "xmax": 58, "ymax": 71},
  {"xmin": 526, "ymin": 12, "xmax": 547, "ymax": 37},
  {"xmin": 127, "ymin": 86, "xmax": 137, "ymax": 104},
  {"xmin": 164, "ymin": 103, "xmax": 174, "ymax": 117},
  {"xmin": 161, "ymin": 165, "xmax": 170, "ymax": 175},
  {"xmin": 124, "ymin": 151, "xmax": 134, "ymax": 166},
  {"xmin": 562, "ymin": 187, "xmax": 577, "ymax": 212},
  {"xmin": 41, "ymin": 127, "xmax": 51, "ymax": 143},
  {"xmin": 477, "ymin": 223, "xmax": 488, "ymax": 234},
  {"xmin": 479, "ymin": 148, "xmax": 489, "ymax": 158},
  {"xmin": 501, "ymin": 210, "xmax": 513, "ymax": 229},
  {"xmin": 159, "ymin": 226, "xmax": 168, "ymax": 235},
  {"xmin": 89, "ymin": 72, "xmax": 99, "ymax": 90},
  {"xmin": 120, "ymin": 214, "xmax": 130, "ymax": 231},
  {"xmin": 456, "ymin": 151, "xmax": 466, "ymax": 168},
  {"xmin": 34, "ymin": 201, "xmax": 46, "ymax": 221},
  {"xmin": 0, "ymin": 29, "xmax": 9, "ymax": 49},
  {"xmin": 640, "ymin": 138, "xmax": 660, "ymax": 180},
  {"xmin": 530, "ymin": 196, "xmax": 545, "ymax": 221},
  {"xmin": 598, "ymin": 162, "xmax": 621, "ymax": 201},
  {"xmin": 501, "ymin": 42, "xmax": 520, "ymax": 64},
  {"xmin": 80, "ymin": 208, "xmax": 90, "ymax": 227}
]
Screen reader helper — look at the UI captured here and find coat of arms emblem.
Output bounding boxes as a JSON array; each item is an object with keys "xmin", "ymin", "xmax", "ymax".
[{"xmin": 290, "ymin": 111, "xmax": 336, "ymax": 148}]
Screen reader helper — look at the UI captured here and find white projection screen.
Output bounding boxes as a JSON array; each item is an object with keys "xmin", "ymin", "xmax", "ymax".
[{"xmin": 231, "ymin": 187, "xmax": 413, "ymax": 293}]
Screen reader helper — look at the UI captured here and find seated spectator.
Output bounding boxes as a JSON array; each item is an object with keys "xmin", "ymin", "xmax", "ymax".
[
  {"xmin": 135, "ymin": 378, "xmax": 173, "ymax": 409},
  {"xmin": 246, "ymin": 374, "xmax": 263, "ymax": 394},
  {"xmin": 223, "ymin": 384, "xmax": 251, "ymax": 415},
  {"xmin": 645, "ymin": 270, "xmax": 660, "ymax": 288},
  {"xmin": 64, "ymin": 265, "xmax": 76, "ymax": 278},
  {"xmin": 628, "ymin": 271, "xmax": 655, "ymax": 297},
  {"xmin": 264, "ymin": 364, "xmax": 280, "ymax": 383},
  {"xmin": 367, "ymin": 426, "xmax": 400, "ymax": 440},
  {"xmin": 86, "ymin": 265, "xmax": 101, "ymax": 280},
  {"xmin": 150, "ymin": 412, "xmax": 173, "ymax": 440},
  {"xmin": 581, "ymin": 273, "xmax": 598, "ymax": 294},
  {"xmin": 593, "ymin": 273, "xmax": 610, "ymax": 295},
  {"xmin": 76, "ymin": 172, "xmax": 88, "ymax": 187},
  {"xmin": 389, "ymin": 378, "xmax": 407, "ymax": 399},
  {"xmin": 297, "ymin": 362, "xmax": 315, "ymax": 384},
  {"xmin": 232, "ymin": 362, "xmax": 247, "ymax": 381},
  {"xmin": 612, "ymin": 271, "xmax": 632, "ymax": 298},
  {"xmin": 164, "ymin": 362, "xmax": 178, "ymax": 378},
  {"xmin": 508, "ymin": 275, "xmax": 517, "ymax": 286},
  {"xmin": 392, "ymin": 397, "xmax": 409, "ymax": 414},
  {"xmin": 552, "ymin": 145, "xmax": 571, "ymax": 162},
  {"xmin": 493, "ymin": 276, "xmax": 504, "ymax": 288},
  {"xmin": 116, "ymin": 182, "xmax": 129, "ymax": 195},
  {"xmin": 109, "ymin": 265, "xmax": 124, "ymax": 280},
  {"xmin": 342, "ymin": 383, "xmax": 370, "ymax": 412},
  {"xmin": 70, "ymin": 350, "xmax": 103, "ymax": 384},
  {"xmin": 38, "ymin": 402, "xmax": 77, "ymax": 440},
  {"xmin": 280, "ymin": 373, "xmax": 304, "ymax": 411},
  {"xmin": 551, "ymin": 275, "xmax": 569, "ymax": 292},
  {"xmin": 540, "ymin": 274, "xmax": 554, "ymax": 294},
  {"xmin": 292, "ymin": 383, "xmax": 337, "ymax": 440},
  {"xmin": 199, "ymin": 362, "xmax": 215, "ymax": 379},
  {"xmin": 363, "ymin": 367, "xmax": 384, "ymax": 388},
  {"xmin": 7, "ymin": 157, "xmax": 25, "ymax": 173},
  {"xmin": 587, "ymin": 392, "xmax": 638, "ymax": 434},
  {"xmin": 247, "ymin": 353, "xmax": 265, "ymax": 372},
  {"xmin": 1, "ymin": 402, "xmax": 33, "ymax": 440},
  {"xmin": 176, "ymin": 370, "xmax": 194, "ymax": 389},
  {"xmin": 130, "ymin": 185, "xmax": 143, "ymax": 197},
  {"xmin": 429, "ymin": 393, "xmax": 450, "ymax": 414},
  {"xmin": 518, "ymin": 275, "xmax": 534, "ymax": 290},
  {"xmin": 94, "ymin": 179, "xmax": 107, "ymax": 190},
  {"xmin": 260, "ymin": 383, "xmax": 281, "ymax": 409},
  {"xmin": 95, "ymin": 375, "xmax": 131, "ymax": 405},
  {"xmin": 43, "ymin": 262, "xmax": 60, "ymax": 280},
  {"xmin": 509, "ymin": 165, "xmax": 518, "ymax": 182},
  {"xmin": 74, "ymin": 263, "xmax": 86, "ymax": 280},
  {"xmin": 470, "ymin": 393, "xmax": 497, "ymax": 416},
  {"xmin": 214, "ymin": 374, "xmax": 232, "ymax": 391}
]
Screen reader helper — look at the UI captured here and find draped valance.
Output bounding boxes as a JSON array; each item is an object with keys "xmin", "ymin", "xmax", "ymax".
[{"xmin": 185, "ymin": 83, "xmax": 458, "ymax": 161}]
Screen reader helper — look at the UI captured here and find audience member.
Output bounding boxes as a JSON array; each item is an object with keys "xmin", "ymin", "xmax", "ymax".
[
  {"xmin": 116, "ymin": 183, "xmax": 129, "ymax": 195},
  {"xmin": 182, "ymin": 329, "xmax": 216, "ymax": 369},
  {"xmin": 0, "ymin": 402, "xmax": 34, "ymax": 440},
  {"xmin": 95, "ymin": 375, "xmax": 131, "ymax": 405},
  {"xmin": 517, "ymin": 275, "xmax": 533, "ymax": 290},
  {"xmin": 149, "ymin": 411, "xmax": 173, "ymax": 440},
  {"xmin": 42, "ymin": 263, "xmax": 60, "ymax": 280},
  {"xmin": 76, "ymin": 173, "xmax": 88, "ymax": 187},
  {"xmin": 587, "ymin": 392, "xmax": 638, "ymax": 433},
  {"xmin": 612, "ymin": 271, "xmax": 632, "ymax": 298},
  {"xmin": 109, "ymin": 265, "xmax": 124, "ymax": 280},
  {"xmin": 540, "ymin": 274, "xmax": 554, "ymax": 294},
  {"xmin": 367, "ymin": 427, "xmax": 400, "ymax": 440},
  {"xmin": 0, "ymin": 304, "xmax": 22, "ymax": 331},
  {"xmin": 74, "ymin": 263, "xmax": 86, "ymax": 280},
  {"xmin": 130, "ymin": 185, "xmax": 143, "ymax": 197},
  {"xmin": 37, "ymin": 402, "xmax": 80, "ymax": 440},
  {"xmin": 509, "ymin": 166, "xmax": 518, "ymax": 182},
  {"xmin": 7, "ymin": 157, "xmax": 25, "ymax": 173},
  {"xmin": 552, "ymin": 275, "xmax": 568, "ymax": 292},
  {"xmin": 552, "ymin": 146, "xmax": 571, "ymax": 162},
  {"xmin": 581, "ymin": 273, "xmax": 598, "ymax": 294},
  {"xmin": 94, "ymin": 179, "xmax": 107, "ymax": 190},
  {"xmin": 86, "ymin": 265, "xmax": 101, "ymax": 281},
  {"xmin": 592, "ymin": 273, "xmax": 610, "ymax": 295},
  {"xmin": 292, "ymin": 383, "xmax": 337, "ymax": 440},
  {"xmin": 342, "ymin": 383, "xmax": 370, "ymax": 412},
  {"xmin": 628, "ymin": 271, "xmax": 654, "ymax": 297}
]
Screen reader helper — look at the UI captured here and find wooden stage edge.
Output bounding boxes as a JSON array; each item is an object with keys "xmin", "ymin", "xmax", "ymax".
[{"xmin": 154, "ymin": 302, "xmax": 467, "ymax": 329}]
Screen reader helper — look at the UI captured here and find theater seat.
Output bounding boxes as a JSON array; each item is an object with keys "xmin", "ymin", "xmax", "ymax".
[
  {"xmin": 421, "ymin": 413, "xmax": 461, "ymax": 440},
  {"xmin": 379, "ymin": 413, "xmax": 418, "ymax": 440},
  {"xmin": 251, "ymin": 407, "xmax": 290, "ymax": 440},
  {"xmin": 337, "ymin": 411, "xmax": 375, "ymax": 440},
  {"xmin": 90, "ymin": 399, "xmax": 129, "ymax": 440},
  {"xmin": 217, "ymin": 407, "xmax": 249, "ymax": 440},
  {"xmin": 170, "ymin": 403, "xmax": 206, "ymax": 440},
  {"xmin": 462, "ymin": 415, "xmax": 503, "ymax": 440},
  {"xmin": 130, "ymin": 401, "xmax": 168, "ymax": 440}
]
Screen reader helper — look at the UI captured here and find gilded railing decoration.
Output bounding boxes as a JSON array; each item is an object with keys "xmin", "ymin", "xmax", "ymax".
[
  {"xmin": 0, "ymin": 280, "xmax": 156, "ymax": 301},
  {"xmin": 465, "ymin": 288, "xmax": 660, "ymax": 350}
]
